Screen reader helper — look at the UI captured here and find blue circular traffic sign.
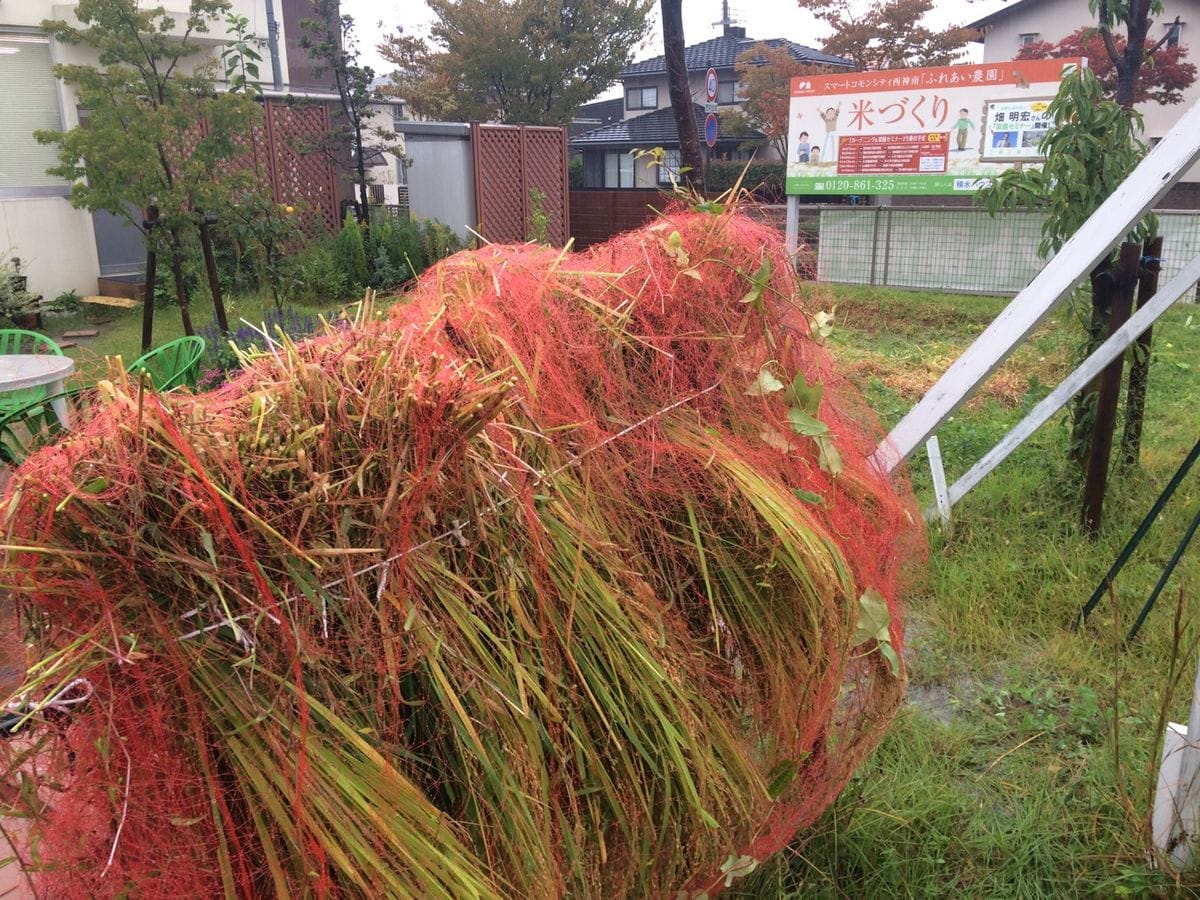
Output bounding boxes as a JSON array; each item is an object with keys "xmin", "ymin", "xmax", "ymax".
[{"xmin": 704, "ymin": 113, "xmax": 718, "ymax": 148}]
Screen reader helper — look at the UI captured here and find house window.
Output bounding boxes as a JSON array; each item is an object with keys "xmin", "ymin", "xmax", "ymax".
[
  {"xmin": 656, "ymin": 149, "xmax": 682, "ymax": 184},
  {"xmin": 603, "ymin": 150, "xmax": 634, "ymax": 188},
  {"xmin": 0, "ymin": 34, "xmax": 66, "ymax": 193},
  {"xmin": 626, "ymin": 86, "xmax": 658, "ymax": 111},
  {"xmin": 1018, "ymin": 32, "xmax": 1040, "ymax": 48},
  {"xmin": 1166, "ymin": 21, "xmax": 1184, "ymax": 47},
  {"xmin": 715, "ymin": 80, "xmax": 747, "ymax": 105}
]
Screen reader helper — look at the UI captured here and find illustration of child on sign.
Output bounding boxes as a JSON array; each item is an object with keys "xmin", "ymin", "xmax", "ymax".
[
  {"xmin": 819, "ymin": 104, "xmax": 841, "ymax": 163},
  {"xmin": 796, "ymin": 131, "xmax": 811, "ymax": 163},
  {"xmin": 809, "ymin": 145, "xmax": 822, "ymax": 164},
  {"xmin": 953, "ymin": 107, "xmax": 975, "ymax": 152}
]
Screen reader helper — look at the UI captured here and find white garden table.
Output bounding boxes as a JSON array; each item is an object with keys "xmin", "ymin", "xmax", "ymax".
[{"xmin": 0, "ymin": 355, "xmax": 75, "ymax": 428}]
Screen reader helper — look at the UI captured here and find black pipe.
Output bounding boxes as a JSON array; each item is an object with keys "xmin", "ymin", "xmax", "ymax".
[{"xmin": 264, "ymin": 0, "xmax": 283, "ymax": 90}]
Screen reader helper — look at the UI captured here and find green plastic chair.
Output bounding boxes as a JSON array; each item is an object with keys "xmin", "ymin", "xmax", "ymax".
[
  {"xmin": 0, "ymin": 389, "xmax": 79, "ymax": 467},
  {"xmin": 0, "ymin": 329, "xmax": 64, "ymax": 416},
  {"xmin": 128, "ymin": 336, "xmax": 206, "ymax": 392}
]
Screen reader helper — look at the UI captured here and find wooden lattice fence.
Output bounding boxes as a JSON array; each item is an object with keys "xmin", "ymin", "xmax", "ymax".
[
  {"xmin": 168, "ymin": 98, "xmax": 340, "ymax": 236},
  {"xmin": 471, "ymin": 124, "xmax": 570, "ymax": 246},
  {"xmin": 264, "ymin": 100, "xmax": 340, "ymax": 233}
]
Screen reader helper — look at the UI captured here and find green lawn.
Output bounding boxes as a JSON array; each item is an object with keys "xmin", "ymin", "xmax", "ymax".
[
  {"xmin": 737, "ymin": 283, "xmax": 1200, "ymax": 897},
  {"xmin": 43, "ymin": 291, "xmax": 356, "ymax": 384}
]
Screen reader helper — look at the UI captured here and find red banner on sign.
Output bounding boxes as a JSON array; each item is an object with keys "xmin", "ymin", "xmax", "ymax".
[{"xmin": 836, "ymin": 132, "xmax": 949, "ymax": 175}]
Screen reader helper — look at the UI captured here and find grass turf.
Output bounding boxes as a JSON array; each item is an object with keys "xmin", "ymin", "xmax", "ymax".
[{"xmin": 736, "ymin": 283, "xmax": 1200, "ymax": 897}]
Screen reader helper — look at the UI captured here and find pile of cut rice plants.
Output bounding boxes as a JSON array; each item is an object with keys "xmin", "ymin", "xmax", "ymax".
[{"xmin": 0, "ymin": 208, "xmax": 923, "ymax": 897}]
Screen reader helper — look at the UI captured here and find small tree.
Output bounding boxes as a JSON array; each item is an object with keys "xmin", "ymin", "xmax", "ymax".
[
  {"xmin": 381, "ymin": 0, "xmax": 653, "ymax": 125},
  {"xmin": 977, "ymin": 67, "xmax": 1152, "ymax": 466},
  {"xmin": 1006, "ymin": 0, "xmax": 1195, "ymax": 463},
  {"xmin": 797, "ymin": 0, "xmax": 976, "ymax": 69},
  {"xmin": 721, "ymin": 44, "xmax": 830, "ymax": 159},
  {"xmin": 1017, "ymin": 26, "xmax": 1195, "ymax": 106},
  {"xmin": 39, "ymin": 0, "xmax": 255, "ymax": 341},
  {"xmin": 301, "ymin": 2, "xmax": 393, "ymax": 227}
]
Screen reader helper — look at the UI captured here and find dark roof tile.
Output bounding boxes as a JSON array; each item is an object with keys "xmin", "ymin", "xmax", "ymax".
[
  {"xmin": 621, "ymin": 34, "xmax": 852, "ymax": 77},
  {"xmin": 568, "ymin": 103, "xmax": 759, "ymax": 147}
]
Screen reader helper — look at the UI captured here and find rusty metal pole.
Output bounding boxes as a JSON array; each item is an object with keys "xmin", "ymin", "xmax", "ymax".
[
  {"xmin": 1083, "ymin": 241, "xmax": 1143, "ymax": 536},
  {"xmin": 1121, "ymin": 235, "xmax": 1163, "ymax": 467}
]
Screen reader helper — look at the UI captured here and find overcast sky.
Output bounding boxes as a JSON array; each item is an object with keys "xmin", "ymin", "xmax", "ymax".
[{"xmin": 342, "ymin": 0, "xmax": 1013, "ymax": 78}]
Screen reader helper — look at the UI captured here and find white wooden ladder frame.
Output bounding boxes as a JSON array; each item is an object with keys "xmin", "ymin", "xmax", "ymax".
[{"xmin": 833, "ymin": 98, "xmax": 1200, "ymax": 516}]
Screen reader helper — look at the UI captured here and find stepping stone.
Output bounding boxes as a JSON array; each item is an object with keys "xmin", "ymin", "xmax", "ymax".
[
  {"xmin": 61, "ymin": 329, "xmax": 99, "ymax": 338},
  {"xmin": 58, "ymin": 341, "xmax": 78, "ymax": 349}
]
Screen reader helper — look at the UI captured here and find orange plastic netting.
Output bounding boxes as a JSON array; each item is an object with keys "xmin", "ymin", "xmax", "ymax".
[{"xmin": 0, "ymin": 208, "xmax": 924, "ymax": 897}]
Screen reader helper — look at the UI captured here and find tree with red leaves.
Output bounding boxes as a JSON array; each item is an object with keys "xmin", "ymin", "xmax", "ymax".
[
  {"xmin": 797, "ymin": 0, "xmax": 975, "ymax": 70},
  {"xmin": 1017, "ymin": 25, "xmax": 1196, "ymax": 106},
  {"xmin": 721, "ymin": 44, "xmax": 830, "ymax": 159}
]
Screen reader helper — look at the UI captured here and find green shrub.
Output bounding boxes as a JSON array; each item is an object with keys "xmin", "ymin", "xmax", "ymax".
[
  {"xmin": 383, "ymin": 217, "xmax": 424, "ymax": 281},
  {"xmin": 371, "ymin": 243, "xmax": 406, "ymax": 290},
  {"xmin": 568, "ymin": 155, "xmax": 583, "ymax": 189},
  {"xmin": 706, "ymin": 161, "xmax": 785, "ymax": 202},
  {"xmin": 419, "ymin": 220, "xmax": 461, "ymax": 270},
  {"xmin": 285, "ymin": 243, "xmax": 348, "ymax": 304},
  {"xmin": 332, "ymin": 214, "xmax": 370, "ymax": 292}
]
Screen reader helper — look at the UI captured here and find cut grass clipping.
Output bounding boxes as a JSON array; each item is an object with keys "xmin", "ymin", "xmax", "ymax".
[{"xmin": 1, "ymin": 209, "xmax": 924, "ymax": 897}]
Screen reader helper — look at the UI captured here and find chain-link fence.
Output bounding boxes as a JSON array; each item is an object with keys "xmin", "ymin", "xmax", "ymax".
[{"xmin": 797, "ymin": 205, "xmax": 1200, "ymax": 297}]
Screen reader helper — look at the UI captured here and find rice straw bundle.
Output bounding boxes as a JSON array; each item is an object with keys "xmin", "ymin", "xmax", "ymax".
[{"xmin": 0, "ymin": 207, "xmax": 923, "ymax": 897}]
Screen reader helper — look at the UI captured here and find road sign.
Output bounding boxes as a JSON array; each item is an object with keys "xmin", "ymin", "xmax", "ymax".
[
  {"xmin": 705, "ymin": 67, "xmax": 718, "ymax": 103},
  {"xmin": 704, "ymin": 113, "xmax": 718, "ymax": 148},
  {"xmin": 704, "ymin": 101, "xmax": 718, "ymax": 114}
]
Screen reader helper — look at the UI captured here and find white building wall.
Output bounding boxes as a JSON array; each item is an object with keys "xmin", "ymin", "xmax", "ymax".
[
  {"xmin": 620, "ymin": 68, "xmax": 785, "ymax": 162},
  {"xmin": 977, "ymin": 0, "xmax": 1200, "ymax": 181},
  {"xmin": 622, "ymin": 71, "xmax": 725, "ymax": 117},
  {"xmin": 1, "ymin": 2, "xmax": 288, "ymax": 297},
  {"xmin": 0, "ymin": 198, "xmax": 100, "ymax": 300}
]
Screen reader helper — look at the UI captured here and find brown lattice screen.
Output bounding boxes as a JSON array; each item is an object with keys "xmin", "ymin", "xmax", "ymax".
[
  {"xmin": 167, "ymin": 99, "xmax": 339, "ymax": 237},
  {"xmin": 471, "ymin": 124, "xmax": 570, "ymax": 246},
  {"xmin": 265, "ymin": 100, "xmax": 340, "ymax": 234}
]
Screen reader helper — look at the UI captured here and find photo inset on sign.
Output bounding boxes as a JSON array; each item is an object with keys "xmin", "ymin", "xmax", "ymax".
[{"xmin": 980, "ymin": 97, "xmax": 1053, "ymax": 163}]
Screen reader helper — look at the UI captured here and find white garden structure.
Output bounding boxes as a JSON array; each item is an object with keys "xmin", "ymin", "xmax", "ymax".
[{"xmin": 787, "ymin": 94, "xmax": 1200, "ymax": 867}]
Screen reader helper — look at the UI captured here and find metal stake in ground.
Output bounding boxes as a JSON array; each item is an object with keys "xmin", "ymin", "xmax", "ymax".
[
  {"xmin": 1082, "ymin": 241, "xmax": 1142, "ymax": 536},
  {"xmin": 1121, "ymin": 235, "xmax": 1164, "ymax": 467}
]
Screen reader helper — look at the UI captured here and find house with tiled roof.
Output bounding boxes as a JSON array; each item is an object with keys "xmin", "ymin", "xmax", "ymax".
[{"xmin": 570, "ymin": 25, "xmax": 853, "ymax": 189}]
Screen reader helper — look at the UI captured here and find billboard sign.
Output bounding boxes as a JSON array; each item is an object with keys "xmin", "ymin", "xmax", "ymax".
[{"xmin": 786, "ymin": 58, "xmax": 1084, "ymax": 196}]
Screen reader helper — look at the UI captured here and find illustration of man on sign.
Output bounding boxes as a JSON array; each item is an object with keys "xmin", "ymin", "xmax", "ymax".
[
  {"xmin": 953, "ymin": 107, "xmax": 975, "ymax": 152},
  {"xmin": 819, "ymin": 104, "xmax": 841, "ymax": 163}
]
